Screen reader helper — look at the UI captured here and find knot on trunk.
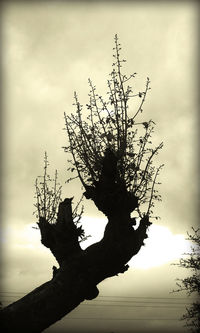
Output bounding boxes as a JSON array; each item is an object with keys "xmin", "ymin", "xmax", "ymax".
[{"xmin": 84, "ymin": 148, "xmax": 138, "ymax": 217}]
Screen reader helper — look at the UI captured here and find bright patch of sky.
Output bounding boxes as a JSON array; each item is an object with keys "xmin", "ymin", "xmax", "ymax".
[
  {"xmin": 2, "ymin": 217, "xmax": 190, "ymax": 271},
  {"xmin": 1, "ymin": 216, "xmax": 190, "ymax": 265},
  {"xmin": 80, "ymin": 217, "xmax": 191, "ymax": 269}
]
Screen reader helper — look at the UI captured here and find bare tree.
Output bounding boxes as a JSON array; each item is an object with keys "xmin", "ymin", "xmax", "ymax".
[
  {"xmin": 172, "ymin": 228, "xmax": 200, "ymax": 332},
  {"xmin": 0, "ymin": 35, "xmax": 163, "ymax": 333}
]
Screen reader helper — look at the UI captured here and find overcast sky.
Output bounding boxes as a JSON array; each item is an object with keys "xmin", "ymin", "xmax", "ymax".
[{"xmin": 1, "ymin": 1, "xmax": 199, "ymax": 332}]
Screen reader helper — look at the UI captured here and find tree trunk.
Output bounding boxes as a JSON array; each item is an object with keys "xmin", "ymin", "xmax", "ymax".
[
  {"xmin": 0, "ymin": 148, "xmax": 151, "ymax": 332},
  {"xmin": 0, "ymin": 212, "xmax": 150, "ymax": 333}
]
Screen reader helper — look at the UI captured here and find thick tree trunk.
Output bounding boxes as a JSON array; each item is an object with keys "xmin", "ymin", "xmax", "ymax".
[
  {"xmin": 0, "ymin": 213, "xmax": 150, "ymax": 333},
  {"xmin": 0, "ymin": 148, "xmax": 151, "ymax": 332}
]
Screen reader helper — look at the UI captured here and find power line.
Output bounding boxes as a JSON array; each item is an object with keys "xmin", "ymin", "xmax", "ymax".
[
  {"xmin": 0, "ymin": 291, "xmax": 193, "ymax": 301},
  {"xmin": 89, "ymin": 299, "xmax": 191, "ymax": 305},
  {"xmin": 82, "ymin": 304, "xmax": 187, "ymax": 309},
  {"xmin": 64, "ymin": 317, "xmax": 180, "ymax": 321},
  {"xmin": 0, "ymin": 299, "xmax": 191, "ymax": 308},
  {"xmin": 0, "ymin": 293, "xmax": 194, "ymax": 305},
  {"xmin": 0, "ymin": 300, "xmax": 190, "ymax": 311},
  {"xmin": 98, "ymin": 295, "xmax": 193, "ymax": 300},
  {"xmin": 0, "ymin": 295, "xmax": 192, "ymax": 305}
]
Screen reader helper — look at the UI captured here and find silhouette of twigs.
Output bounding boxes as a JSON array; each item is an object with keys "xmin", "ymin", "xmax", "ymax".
[{"xmin": 63, "ymin": 34, "xmax": 163, "ymax": 219}]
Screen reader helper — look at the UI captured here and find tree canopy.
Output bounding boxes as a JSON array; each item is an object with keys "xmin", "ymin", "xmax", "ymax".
[
  {"xmin": 173, "ymin": 228, "xmax": 200, "ymax": 332},
  {"xmin": 62, "ymin": 34, "xmax": 163, "ymax": 221}
]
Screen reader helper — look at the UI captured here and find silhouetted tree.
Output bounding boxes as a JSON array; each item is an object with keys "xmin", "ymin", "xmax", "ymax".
[
  {"xmin": 0, "ymin": 35, "xmax": 163, "ymax": 332},
  {"xmin": 173, "ymin": 228, "xmax": 200, "ymax": 332}
]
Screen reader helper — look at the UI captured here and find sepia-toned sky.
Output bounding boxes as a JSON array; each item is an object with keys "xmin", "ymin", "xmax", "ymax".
[{"xmin": 1, "ymin": 1, "xmax": 199, "ymax": 332}]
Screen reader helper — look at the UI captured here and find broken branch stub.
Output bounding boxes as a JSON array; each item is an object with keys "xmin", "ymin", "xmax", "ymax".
[{"xmin": 38, "ymin": 198, "xmax": 82, "ymax": 266}]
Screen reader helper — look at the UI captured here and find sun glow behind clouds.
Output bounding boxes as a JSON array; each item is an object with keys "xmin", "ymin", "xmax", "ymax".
[
  {"xmin": 80, "ymin": 217, "xmax": 191, "ymax": 269},
  {"xmin": 3, "ymin": 218, "xmax": 190, "ymax": 271},
  {"xmin": 129, "ymin": 224, "xmax": 190, "ymax": 269}
]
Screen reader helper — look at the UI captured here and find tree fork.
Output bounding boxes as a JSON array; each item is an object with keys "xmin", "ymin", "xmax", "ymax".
[{"xmin": 0, "ymin": 199, "xmax": 150, "ymax": 333}]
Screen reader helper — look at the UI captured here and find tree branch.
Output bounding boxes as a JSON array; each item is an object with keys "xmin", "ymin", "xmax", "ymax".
[
  {"xmin": 0, "ymin": 197, "xmax": 150, "ymax": 333},
  {"xmin": 37, "ymin": 198, "xmax": 83, "ymax": 266}
]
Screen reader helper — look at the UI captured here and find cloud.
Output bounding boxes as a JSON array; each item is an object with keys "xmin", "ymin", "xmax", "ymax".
[
  {"xmin": 129, "ymin": 225, "xmax": 191, "ymax": 269},
  {"xmin": 1, "ymin": 221, "xmax": 56, "ymax": 295}
]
